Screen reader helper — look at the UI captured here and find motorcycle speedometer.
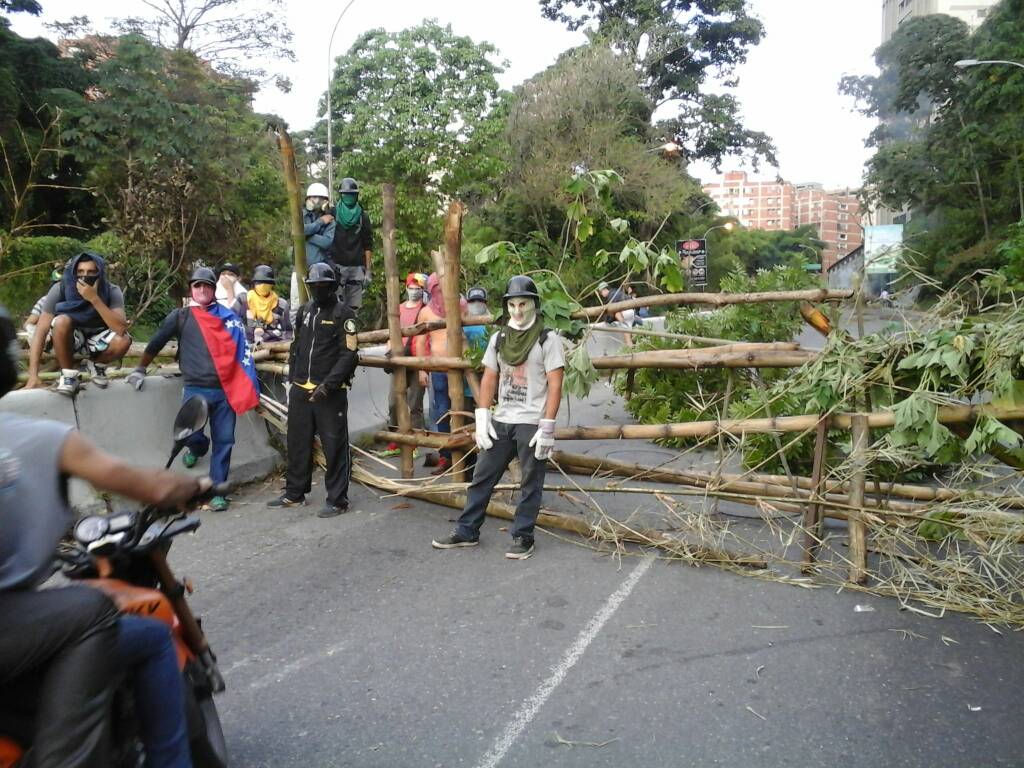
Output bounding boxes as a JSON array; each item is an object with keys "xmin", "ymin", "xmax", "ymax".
[{"xmin": 74, "ymin": 515, "xmax": 110, "ymax": 544}]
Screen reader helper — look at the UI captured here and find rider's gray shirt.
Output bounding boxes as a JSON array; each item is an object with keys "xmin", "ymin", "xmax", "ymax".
[{"xmin": 0, "ymin": 413, "xmax": 74, "ymax": 591}]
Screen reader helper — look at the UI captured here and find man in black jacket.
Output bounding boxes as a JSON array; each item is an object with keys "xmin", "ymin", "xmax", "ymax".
[
  {"xmin": 330, "ymin": 177, "xmax": 374, "ymax": 311},
  {"xmin": 269, "ymin": 263, "xmax": 359, "ymax": 517}
]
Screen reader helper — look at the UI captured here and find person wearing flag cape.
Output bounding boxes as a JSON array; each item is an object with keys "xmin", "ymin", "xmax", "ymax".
[{"xmin": 127, "ymin": 266, "xmax": 260, "ymax": 512}]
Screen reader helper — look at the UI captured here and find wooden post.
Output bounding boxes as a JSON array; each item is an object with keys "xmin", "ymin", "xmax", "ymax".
[
  {"xmin": 847, "ymin": 414, "xmax": 869, "ymax": 584},
  {"xmin": 442, "ymin": 202, "xmax": 467, "ymax": 481},
  {"xmin": 801, "ymin": 416, "xmax": 830, "ymax": 572},
  {"xmin": 276, "ymin": 127, "xmax": 308, "ymax": 305},
  {"xmin": 711, "ymin": 371, "xmax": 734, "ymax": 515},
  {"xmin": 381, "ymin": 183, "xmax": 413, "ymax": 478}
]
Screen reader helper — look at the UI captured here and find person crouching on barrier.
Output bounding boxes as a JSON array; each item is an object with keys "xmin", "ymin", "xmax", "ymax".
[{"xmin": 431, "ymin": 275, "xmax": 565, "ymax": 560}]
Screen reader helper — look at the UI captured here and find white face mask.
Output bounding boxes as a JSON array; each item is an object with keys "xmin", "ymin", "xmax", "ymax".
[{"xmin": 507, "ymin": 298, "xmax": 537, "ymax": 330}]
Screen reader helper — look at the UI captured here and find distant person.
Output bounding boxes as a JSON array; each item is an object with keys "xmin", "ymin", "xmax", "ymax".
[
  {"xmin": 291, "ymin": 182, "xmax": 336, "ymax": 318},
  {"xmin": 381, "ymin": 272, "xmax": 429, "ymax": 458},
  {"xmin": 246, "ymin": 265, "xmax": 292, "ymax": 344},
  {"xmin": 414, "ymin": 273, "xmax": 467, "ymax": 475},
  {"xmin": 127, "ymin": 266, "xmax": 260, "ymax": 513},
  {"xmin": 22, "ymin": 266, "xmax": 63, "ymax": 344},
  {"xmin": 24, "ymin": 251, "xmax": 132, "ymax": 396},
  {"xmin": 330, "ymin": 177, "xmax": 373, "ymax": 310},
  {"xmin": 596, "ymin": 280, "xmax": 632, "ymax": 345},
  {"xmin": 269, "ymin": 263, "xmax": 359, "ymax": 518},
  {"xmin": 215, "ymin": 262, "xmax": 247, "ymax": 315}
]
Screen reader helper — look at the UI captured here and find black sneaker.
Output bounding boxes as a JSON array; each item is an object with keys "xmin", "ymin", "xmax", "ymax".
[
  {"xmin": 505, "ymin": 537, "xmax": 535, "ymax": 560},
  {"xmin": 317, "ymin": 503, "xmax": 348, "ymax": 518},
  {"xmin": 431, "ymin": 531, "xmax": 479, "ymax": 549},
  {"xmin": 267, "ymin": 494, "xmax": 305, "ymax": 508}
]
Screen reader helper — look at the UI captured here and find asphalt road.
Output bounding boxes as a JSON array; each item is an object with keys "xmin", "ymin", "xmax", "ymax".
[{"xmin": 171, "ymin": 360, "xmax": 1024, "ymax": 768}]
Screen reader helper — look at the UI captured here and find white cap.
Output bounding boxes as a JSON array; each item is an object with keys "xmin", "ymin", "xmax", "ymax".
[{"xmin": 305, "ymin": 182, "xmax": 329, "ymax": 198}]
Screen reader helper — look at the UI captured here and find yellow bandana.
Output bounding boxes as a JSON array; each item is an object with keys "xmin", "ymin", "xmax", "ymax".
[{"xmin": 247, "ymin": 287, "xmax": 278, "ymax": 324}]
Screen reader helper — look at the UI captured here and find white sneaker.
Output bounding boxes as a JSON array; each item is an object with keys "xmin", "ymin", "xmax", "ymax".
[
  {"xmin": 86, "ymin": 360, "xmax": 109, "ymax": 388},
  {"xmin": 56, "ymin": 369, "xmax": 80, "ymax": 397}
]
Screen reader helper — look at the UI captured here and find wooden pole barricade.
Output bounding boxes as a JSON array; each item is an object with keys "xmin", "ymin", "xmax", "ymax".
[
  {"xmin": 847, "ymin": 414, "xmax": 869, "ymax": 584},
  {"xmin": 381, "ymin": 183, "xmax": 414, "ymax": 479},
  {"xmin": 442, "ymin": 202, "xmax": 468, "ymax": 481},
  {"xmin": 276, "ymin": 126, "xmax": 308, "ymax": 305},
  {"xmin": 801, "ymin": 416, "xmax": 830, "ymax": 571}
]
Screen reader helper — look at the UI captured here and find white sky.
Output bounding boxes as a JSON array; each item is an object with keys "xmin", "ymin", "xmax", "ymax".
[{"xmin": 10, "ymin": 0, "xmax": 879, "ymax": 189}]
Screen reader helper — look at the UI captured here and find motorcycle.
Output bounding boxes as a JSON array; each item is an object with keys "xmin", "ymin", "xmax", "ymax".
[{"xmin": 0, "ymin": 396, "xmax": 230, "ymax": 768}]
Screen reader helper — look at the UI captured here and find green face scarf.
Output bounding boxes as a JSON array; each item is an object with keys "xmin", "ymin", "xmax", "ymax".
[
  {"xmin": 338, "ymin": 193, "xmax": 362, "ymax": 230},
  {"xmin": 499, "ymin": 321, "xmax": 545, "ymax": 367}
]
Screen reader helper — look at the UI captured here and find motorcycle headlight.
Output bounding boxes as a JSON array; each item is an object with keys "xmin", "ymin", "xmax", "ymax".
[{"xmin": 74, "ymin": 516, "xmax": 110, "ymax": 544}]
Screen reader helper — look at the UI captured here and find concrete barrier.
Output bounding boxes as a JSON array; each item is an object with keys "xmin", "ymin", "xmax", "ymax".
[{"xmin": 1, "ymin": 375, "xmax": 282, "ymax": 511}]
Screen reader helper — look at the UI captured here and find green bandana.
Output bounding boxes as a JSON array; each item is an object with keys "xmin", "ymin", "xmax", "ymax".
[
  {"xmin": 338, "ymin": 195, "xmax": 362, "ymax": 230},
  {"xmin": 499, "ymin": 321, "xmax": 545, "ymax": 366}
]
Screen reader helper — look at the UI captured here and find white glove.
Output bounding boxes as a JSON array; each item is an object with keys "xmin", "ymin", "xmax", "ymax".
[
  {"xmin": 474, "ymin": 408, "xmax": 498, "ymax": 452},
  {"xmin": 126, "ymin": 366, "xmax": 146, "ymax": 391},
  {"xmin": 529, "ymin": 418, "xmax": 556, "ymax": 461}
]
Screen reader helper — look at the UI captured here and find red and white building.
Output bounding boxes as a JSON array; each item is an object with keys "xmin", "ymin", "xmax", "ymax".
[{"xmin": 702, "ymin": 171, "xmax": 863, "ymax": 272}]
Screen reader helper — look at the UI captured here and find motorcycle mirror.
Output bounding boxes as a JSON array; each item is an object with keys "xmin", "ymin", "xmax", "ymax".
[{"xmin": 167, "ymin": 396, "xmax": 209, "ymax": 468}]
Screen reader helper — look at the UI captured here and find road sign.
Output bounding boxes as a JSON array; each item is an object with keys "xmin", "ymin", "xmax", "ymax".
[{"xmin": 677, "ymin": 239, "xmax": 708, "ymax": 287}]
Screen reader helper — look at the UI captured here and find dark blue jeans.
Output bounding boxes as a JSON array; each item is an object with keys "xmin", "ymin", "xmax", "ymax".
[
  {"xmin": 456, "ymin": 421, "xmax": 545, "ymax": 542},
  {"xmin": 116, "ymin": 615, "xmax": 191, "ymax": 768},
  {"xmin": 430, "ymin": 372, "xmax": 452, "ymax": 461},
  {"xmin": 183, "ymin": 385, "xmax": 236, "ymax": 484}
]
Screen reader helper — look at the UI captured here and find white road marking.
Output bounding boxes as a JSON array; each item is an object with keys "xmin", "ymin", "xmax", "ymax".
[
  {"xmin": 243, "ymin": 641, "xmax": 347, "ymax": 691},
  {"xmin": 474, "ymin": 556, "xmax": 655, "ymax": 768}
]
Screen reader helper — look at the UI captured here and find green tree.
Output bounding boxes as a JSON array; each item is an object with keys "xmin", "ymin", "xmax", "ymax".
[
  {"xmin": 725, "ymin": 224, "xmax": 825, "ymax": 274},
  {"xmin": 841, "ymin": 3, "xmax": 1024, "ymax": 287},
  {"xmin": 539, "ymin": 0, "xmax": 776, "ymax": 169},
  {"xmin": 65, "ymin": 35, "xmax": 287, "ymax": 322},
  {"xmin": 318, "ymin": 20, "xmax": 505, "ymax": 273}
]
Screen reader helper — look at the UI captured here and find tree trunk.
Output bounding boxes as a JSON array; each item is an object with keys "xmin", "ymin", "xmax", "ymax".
[
  {"xmin": 381, "ymin": 183, "xmax": 413, "ymax": 478},
  {"xmin": 276, "ymin": 127, "xmax": 308, "ymax": 304}
]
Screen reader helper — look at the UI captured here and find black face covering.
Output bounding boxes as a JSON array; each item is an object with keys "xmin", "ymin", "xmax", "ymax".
[
  {"xmin": 79, "ymin": 275, "xmax": 99, "ymax": 286},
  {"xmin": 311, "ymin": 284, "xmax": 335, "ymax": 305}
]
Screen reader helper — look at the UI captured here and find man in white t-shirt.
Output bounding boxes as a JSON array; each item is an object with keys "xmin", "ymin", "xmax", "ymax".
[{"xmin": 431, "ymin": 275, "xmax": 565, "ymax": 560}]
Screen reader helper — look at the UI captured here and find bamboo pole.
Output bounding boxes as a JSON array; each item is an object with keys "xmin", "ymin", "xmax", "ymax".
[
  {"xmin": 847, "ymin": 414, "xmax": 869, "ymax": 584},
  {"xmin": 442, "ymin": 202, "xmax": 468, "ymax": 481},
  {"xmin": 588, "ymin": 324, "xmax": 736, "ymax": 347},
  {"xmin": 590, "ymin": 346, "xmax": 816, "ymax": 370},
  {"xmin": 712, "ymin": 370, "xmax": 734, "ymax": 515},
  {"xmin": 276, "ymin": 126, "xmax": 308, "ymax": 305},
  {"xmin": 801, "ymin": 417, "xmax": 830, "ymax": 571},
  {"xmin": 381, "ymin": 183, "xmax": 414, "ymax": 479},
  {"xmin": 351, "ymin": 466, "xmax": 766, "ymax": 568}
]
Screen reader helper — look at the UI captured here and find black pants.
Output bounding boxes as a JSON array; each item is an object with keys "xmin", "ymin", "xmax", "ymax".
[
  {"xmin": 286, "ymin": 386, "xmax": 351, "ymax": 507},
  {"xmin": 455, "ymin": 421, "xmax": 545, "ymax": 542},
  {"xmin": 0, "ymin": 586, "xmax": 119, "ymax": 768}
]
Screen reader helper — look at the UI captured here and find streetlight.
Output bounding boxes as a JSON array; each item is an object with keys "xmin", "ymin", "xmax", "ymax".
[
  {"xmin": 326, "ymin": 0, "xmax": 358, "ymax": 202},
  {"xmin": 954, "ymin": 59, "xmax": 1024, "ymax": 70},
  {"xmin": 701, "ymin": 222, "xmax": 734, "ymax": 239}
]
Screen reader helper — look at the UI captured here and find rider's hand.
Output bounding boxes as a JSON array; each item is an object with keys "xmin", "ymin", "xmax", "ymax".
[
  {"xmin": 320, "ymin": 214, "xmax": 334, "ymax": 225},
  {"xmin": 310, "ymin": 383, "xmax": 329, "ymax": 404},
  {"xmin": 474, "ymin": 408, "xmax": 497, "ymax": 452}
]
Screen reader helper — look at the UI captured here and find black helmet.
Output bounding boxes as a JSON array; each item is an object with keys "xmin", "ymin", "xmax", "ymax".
[
  {"xmin": 216, "ymin": 262, "xmax": 240, "ymax": 277},
  {"xmin": 0, "ymin": 304, "xmax": 17, "ymax": 400},
  {"xmin": 189, "ymin": 267, "xmax": 217, "ymax": 286},
  {"xmin": 467, "ymin": 286, "xmax": 488, "ymax": 303},
  {"xmin": 305, "ymin": 262, "xmax": 338, "ymax": 285},
  {"xmin": 338, "ymin": 177, "xmax": 359, "ymax": 195},
  {"xmin": 252, "ymin": 265, "xmax": 275, "ymax": 284},
  {"xmin": 503, "ymin": 275, "xmax": 540, "ymax": 303}
]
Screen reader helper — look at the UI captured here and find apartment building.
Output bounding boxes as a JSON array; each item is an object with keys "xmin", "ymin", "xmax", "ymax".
[
  {"xmin": 703, "ymin": 171, "xmax": 863, "ymax": 272},
  {"xmin": 882, "ymin": 0, "xmax": 999, "ymax": 42}
]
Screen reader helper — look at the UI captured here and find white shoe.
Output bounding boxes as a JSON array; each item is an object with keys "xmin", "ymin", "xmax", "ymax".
[
  {"xmin": 56, "ymin": 369, "xmax": 80, "ymax": 397},
  {"xmin": 86, "ymin": 360, "xmax": 109, "ymax": 388}
]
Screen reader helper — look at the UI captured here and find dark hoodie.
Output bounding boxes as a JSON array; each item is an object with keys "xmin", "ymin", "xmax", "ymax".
[{"xmin": 54, "ymin": 252, "xmax": 113, "ymax": 328}]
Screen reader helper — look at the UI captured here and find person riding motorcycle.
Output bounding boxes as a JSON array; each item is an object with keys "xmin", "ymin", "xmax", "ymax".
[{"xmin": 0, "ymin": 304, "xmax": 206, "ymax": 768}]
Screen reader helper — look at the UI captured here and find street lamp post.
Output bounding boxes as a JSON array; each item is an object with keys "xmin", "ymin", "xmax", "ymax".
[
  {"xmin": 954, "ymin": 59, "xmax": 1024, "ymax": 71},
  {"xmin": 326, "ymin": 0, "xmax": 358, "ymax": 203}
]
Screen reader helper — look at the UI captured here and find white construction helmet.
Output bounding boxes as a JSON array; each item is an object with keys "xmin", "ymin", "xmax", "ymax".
[{"xmin": 305, "ymin": 182, "xmax": 329, "ymax": 199}]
